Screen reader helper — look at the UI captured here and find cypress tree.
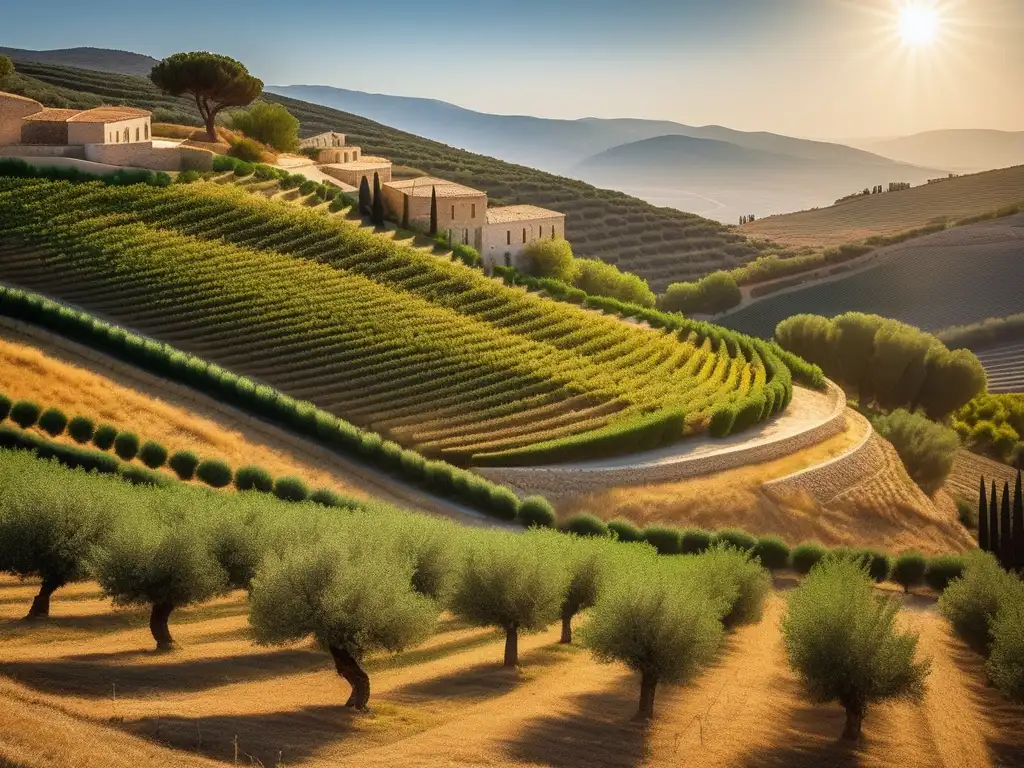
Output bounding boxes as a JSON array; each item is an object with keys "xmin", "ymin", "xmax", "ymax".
[
  {"xmin": 429, "ymin": 186, "xmax": 438, "ymax": 236},
  {"xmin": 1013, "ymin": 471, "xmax": 1024, "ymax": 571},
  {"xmin": 402, "ymin": 195, "xmax": 410, "ymax": 229},
  {"xmin": 358, "ymin": 176, "xmax": 371, "ymax": 216},
  {"xmin": 1000, "ymin": 481, "xmax": 1013, "ymax": 570},
  {"xmin": 978, "ymin": 476, "xmax": 989, "ymax": 552},
  {"xmin": 989, "ymin": 480, "xmax": 1000, "ymax": 556},
  {"xmin": 371, "ymin": 172, "xmax": 385, "ymax": 227}
]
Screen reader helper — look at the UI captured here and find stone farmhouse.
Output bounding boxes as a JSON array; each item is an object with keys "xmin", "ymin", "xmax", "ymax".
[
  {"xmin": 0, "ymin": 91, "xmax": 211, "ymax": 171},
  {"xmin": 381, "ymin": 177, "xmax": 565, "ymax": 270}
]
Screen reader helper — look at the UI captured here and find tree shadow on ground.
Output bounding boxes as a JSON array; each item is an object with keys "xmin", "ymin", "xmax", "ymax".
[
  {"xmin": 500, "ymin": 674, "xmax": 647, "ymax": 768},
  {"xmin": 391, "ymin": 643, "xmax": 573, "ymax": 704},
  {"xmin": 947, "ymin": 636, "xmax": 1024, "ymax": 766},
  {"xmin": 123, "ymin": 703, "xmax": 361, "ymax": 766},
  {"xmin": 0, "ymin": 601, "xmax": 244, "ymax": 640},
  {"xmin": 0, "ymin": 648, "xmax": 326, "ymax": 698}
]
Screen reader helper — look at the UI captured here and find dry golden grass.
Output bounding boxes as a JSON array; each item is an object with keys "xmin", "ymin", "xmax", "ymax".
[
  {"xmin": 1, "ymin": 578, "xmax": 1021, "ymax": 768},
  {"xmin": 563, "ymin": 416, "xmax": 974, "ymax": 554},
  {"xmin": 945, "ymin": 449, "xmax": 1018, "ymax": 503},
  {"xmin": 742, "ymin": 165, "xmax": 1024, "ymax": 247},
  {"xmin": 0, "ymin": 332, "xmax": 366, "ymax": 498}
]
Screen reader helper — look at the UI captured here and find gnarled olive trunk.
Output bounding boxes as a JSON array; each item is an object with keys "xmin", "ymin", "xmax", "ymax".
[
  {"xmin": 24, "ymin": 575, "xmax": 65, "ymax": 620},
  {"xmin": 560, "ymin": 607, "xmax": 574, "ymax": 645},
  {"xmin": 842, "ymin": 704, "xmax": 865, "ymax": 740},
  {"xmin": 635, "ymin": 672, "xmax": 658, "ymax": 721},
  {"xmin": 150, "ymin": 601, "xmax": 176, "ymax": 651},
  {"xmin": 330, "ymin": 644, "xmax": 370, "ymax": 710},
  {"xmin": 504, "ymin": 622, "xmax": 519, "ymax": 668}
]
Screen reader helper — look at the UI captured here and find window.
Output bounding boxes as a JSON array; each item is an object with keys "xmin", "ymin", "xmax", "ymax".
[
  {"xmin": 506, "ymin": 230, "xmax": 511, "ymax": 245},
  {"xmin": 471, "ymin": 203, "xmax": 476, "ymax": 218},
  {"xmin": 463, "ymin": 229, "xmax": 469, "ymax": 244},
  {"xmin": 135, "ymin": 127, "xmax": 140, "ymax": 141},
  {"xmin": 451, "ymin": 205, "xmax": 456, "ymax": 220},
  {"xmin": 123, "ymin": 128, "xmax": 129, "ymax": 142},
  {"xmin": 144, "ymin": 123, "xmax": 149, "ymax": 140},
  {"xmin": 522, "ymin": 228, "xmax": 527, "ymax": 244}
]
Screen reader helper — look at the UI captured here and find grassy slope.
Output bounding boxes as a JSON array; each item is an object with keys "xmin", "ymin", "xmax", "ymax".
[
  {"xmin": 721, "ymin": 214, "xmax": 1024, "ymax": 338},
  {"xmin": 2, "ymin": 582, "xmax": 1021, "ymax": 768},
  {"xmin": 741, "ymin": 164, "xmax": 1024, "ymax": 247},
  {"xmin": 5, "ymin": 60, "xmax": 764, "ymax": 292}
]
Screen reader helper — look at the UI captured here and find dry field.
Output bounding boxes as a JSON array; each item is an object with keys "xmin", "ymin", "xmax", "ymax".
[
  {"xmin": 1, "ymin": 577, "xmax": 1021, "ymax": 768},
  {"xmin": 742, "ymin": 164, "xmax": 1024, "ymax": 247},
  {"xmin": 945, "ymin": 449, "xmax": 1019, "ymax": 503}
]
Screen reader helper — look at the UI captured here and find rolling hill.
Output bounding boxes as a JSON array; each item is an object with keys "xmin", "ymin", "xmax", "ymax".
[
  {"xmin": 0, "ymin": 46, "xmax": 158, "ymax": 77},
  {"xmin": 3, "ymin": 59, "xmax": 766, "ymax": 292},
  {"xmin": 861, "ymin": 129, "xmax": 1024, "ymax": 173},
  {"xmin": 741, "ymin": 164, "xmax": 1024, "ymax": 247},
  {"xmin": 721, "ymin": 213, "xmax": 1024, "ymax": 339}
]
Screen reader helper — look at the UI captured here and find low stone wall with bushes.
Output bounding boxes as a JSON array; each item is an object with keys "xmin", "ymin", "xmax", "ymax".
[{"xmin": 84, "ymin": 142, "xmax": 214, "ymax": 172}]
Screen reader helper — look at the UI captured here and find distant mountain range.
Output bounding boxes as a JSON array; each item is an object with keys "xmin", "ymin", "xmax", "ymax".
[
  {"xmin": 856, "ymin": 130, "xmax": 1024, "ymax": 174},
  {"xmin": 268, "ymin": 84, "xmax": 943, "ymax": 223},
  {"xmin": 0, "ymin": 46, "xmax": 159, "ymax": 77}
]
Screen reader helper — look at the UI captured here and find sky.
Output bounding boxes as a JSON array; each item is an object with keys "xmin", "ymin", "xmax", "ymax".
[{"xmin": 3, "ymin": 0, "xmax": 1023, "ymax": 138}]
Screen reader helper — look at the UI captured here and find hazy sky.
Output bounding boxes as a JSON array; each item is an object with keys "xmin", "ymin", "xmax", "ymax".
[{"xmin": 4, "ymin": 0, "xmax": 1023, "ymax": 138}]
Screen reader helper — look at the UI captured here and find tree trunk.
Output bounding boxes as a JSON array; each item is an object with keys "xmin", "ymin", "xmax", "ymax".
[
  {"xmin": 150, "ymin": 601, "xmax": 175, "ymax": 651},
  {"xmin": 842, "ymin": 704, "xmax": 864, "ymax": 740},
  {"xmin": 635, "ymin": 672, "xmax": 657, "ymax": 721},
  {"xmin": 503, "ymin": 622, "xmax": 519, "ymax": 668},
  {"xmin": 560, "ymin": 609, "xmax": 573, "ymax": 644},
  {"xmin": 329, "ymin": 644, "xmax": 371, "ymax": 710},
  {"xmin": 24, "ymin": 575, "xmax": 64, "ymax": 620}
]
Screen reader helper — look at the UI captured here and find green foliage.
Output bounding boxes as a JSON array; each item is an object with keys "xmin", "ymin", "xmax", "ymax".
[
  {"xmin": 309, "ymin": 488, "xmax": 354, "ymax": 508},
  {"xmin": 232, "ymin": 160, "xmax": 255, "ymax": 177},
  {"xmin": 516, "ymin": 496, "xmax": 556, "ymax": 528},
  {"xmin": 661, "ymin": 271, "xmax": 741, "ymax": 315},
  {"xmin": 938, "ymin": 313, "xmax": 1024, "ymax": 351},
  {"xmin": 10, "ymin": 400, "xmax": 41, "ymax": 429},
  {"xmin": 953, "ymin": 394, "xmax": 1024, "ymax": 464},
  {"xmin": 606, "ymin": 519, "xmax": 643, "ymax": 543},
  {"xmin": 0, "ymin": 394, "xmax": 9, "ymax": 422},
  {"xmin": 273, "ymin": 475, "xmax": 310, "ymax": 502},
  {"xmin": 892, "ymin": 552, "xmax": 927, "ymax": 593},
  {"xmin": 522, "ymin": 238, "xmax": 577, "ymax": 283},
  {"xmin": 150, "ymin": 52, "xmax": 263, "ymax": 139},
  {"xmin": 752, "ymin": 536, "xmax": 791, "ymax": 570},
  {"xmin": 686, "ymin": 546, "xmax": 772, "ymax": 628},
  {"xmin": 938, "ymin": 552, "xmax": 1015, "ymax": 653},
  {"xmin": 565, "ymin": 513, "xmax": 609, "ymax": 538},
  {"xmin": 679, "ymin": 529, "xmax": 713, "ymax": 555},
  {"xmin": 196, "ymin": 458, "xmax": 233, "ymax": 488},
  {"xmin": 644, "ymin": 526, "xmax": 682, "ymax": 555},
  {"xmin": 229, "ymin": 101, "xmax": 299, "ymax": 152},
  {"xmin": 924, "ymin": 555, "xmax": 965, "ymax": 593},
  {"xmin": 872, "ymin": 409, "xmax": 959, "ymax": 495},
  {"xmin": 37, "ymin": 407, "xmax": 68, "ymax": 437},
  {"xmin": 234, "ymin": 465, "xmax": 274, "ymax": 493},
  {"xmin": 176, "ymin": 169, "xmax": 203, "ymax": 184},
  {"xmin": 782, "ymin": 557, "xmax": 929, "ymax": 739},
  {"xmin": 227, "ymin": 137, "xmax": 264, "ymax": 163},
  {"xmin": 92, "ymin": 423, "xmax": 117, "ymax": 451},
  {"xmin": 67, "ymin": 415, "xmax": 95, "ymax": 444},
  {"xmin": 113, "ymin": 431, "xmax": 140, "ymax": 461},
  {"xmin": 714, "ymin": 529, "xmax": 757, "ymax": 552},
  {"xmin": 168, "ymin": 450, "xmax": 200, "ymax": 481},
  {"xmin": 791, "ymin": 542, "xmax": 827, "ymax": 574},
  {"xmin": 572, "ymin": 258, "xmax": 656, "ymax": 308},
  {"xmin": 708, "ymin": 405, "xmax": 737, "ymax": 438},
  {"xmin": 0, "ymin": 56, "xmax": 14, "ymax": 80},
  {"xmin": 139, "ymin": 440, "xmax": 168, "ymax": 469},
  {"xmin": 988, "ymin": 583, "xmax": 1024, "ymax": 703}
]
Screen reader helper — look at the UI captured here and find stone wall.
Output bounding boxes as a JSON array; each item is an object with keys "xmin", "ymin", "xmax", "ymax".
[
  {"xmin": 0, "ymin": 145, "xmax": 84, "ymax": 159},
  {"xmin": 322, "ymin": 162, "xmax": 392, "ymax": 189},
  {"xmin": 318, "ymin": 147, "xmax": 361, "ymax": 164},
  {"xmin": 381, "ymin": 183, "xmax": 486, "ymax": 246},
  {"xmin": 21, "ymin": 121, "xmax": 69, "ymax": 145},
  {"xmin": 481, "ymin": 216, "xmax": 566, "ymax": 270},
  {"xmin": 71, "ymin": 116, "xmax": 151, "ymax": 146},
  {"xmin": 84, "ymin": 142, "xmax": 213, "ymax": 171},
  {"xmin": 0, "ymin": 93, "xmax": 43, "ymax": 146},
  {"xmin": 476, "ymin": 382, "xmax": 849, "ymax": 499}
]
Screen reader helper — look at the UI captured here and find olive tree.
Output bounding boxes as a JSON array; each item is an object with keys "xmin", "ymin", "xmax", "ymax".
[
  {"xmin": 91, "ymin": 505, "xmax": 228, "ymax": 650},
  {"xmin": 581, "ymin": 558, "xmax": 724, "ymax": 720},
  {"xmin": 557, "ymin": 538, "xmax": 610, "ymax": 644},
  {"xmin": 782, "ymin": 557, "xmax": 930, "ymax": 740},
  {"xmin": 450, "ymin": 529, "xmax": 569, "ymax": 667},
  {"xmin": 150, "ymin": 52, "xmax": 263, "ymax": 142},
  {"xmin": 0, "ymin": 56, "xmax": 14, "ymax": 81},
  {"xmin": 249, "ymin": 535, "xmax": 438, "ymax": 710},
  {"xmin": 0, "ymin": 455, "xmax": 114, "ymax": 619}
]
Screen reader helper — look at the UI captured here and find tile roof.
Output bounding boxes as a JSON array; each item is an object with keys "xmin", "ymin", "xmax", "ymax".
[
  {"xmin": 485, "ymin": 205, "xmax": 565, "ymax": 224},
  {"xmin": 385, "ymin": 177, "xmax": 485, "ymax": 198},
  {"xmin": 322, "ymin": 159, "xmax": 392, "ymax": 172},
  {"xmin": 22, "ymin": 108, "xmax": 81, "ymax": 123},
  {"xmin": 67, "ymin": 106, "xmax": 151, "ymax": 123}
]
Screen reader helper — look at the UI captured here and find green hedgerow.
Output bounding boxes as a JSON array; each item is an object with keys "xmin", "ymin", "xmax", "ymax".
[
  {"xmin": 234, "ymin": 465, "xmax": 274, "ymax": 493},
  {"xmin": 891, "ymin": 552, "xmax": 928, "ymax": 593},
  {"xmin": 92, "ymin": 423, "xmax": 117, "ymax": 451},
  {"xmin": 516, "ymin": 496, "xmax": 556, "ymax": 528},
  {"xmin": 38, "ymin": 407, "xmax": 68, "ymax": 437},
  {"xmin": 10, "ymin": 400, "xmax": 41, "ymax": 429},
  {"xmin": 488, "ymin": 486, "xmax": 520, "ymax": 521},
  {"xmin": 714, "ymin": 529, "xmax": 757, "ymax": 552},
  {"xmin": 67, "ymin": 415, "xmax": 95, "ymax": 444},
  {"xmin": 938, "ymin": 552, "xmax": 1013, "ymax": 653},
  {"xmin": 309, "ymin": 488, "xmax": 355, "ymax": 508},
  {"xmin": 273, "ymin": 476, "xmax": 310, "ymax": 502},
  {"xmin": 752, "ymin": 536, "xmax": 791, "ymax": 570},
  {"xmin": 196, "ymin": 459, "xmax": 233, "ymax": 488},
  {"xmin": 925, "ymin": 555, "xmax": 965, "ymax": 593},
  {"xmin": 791, "ymin": 542, "xmax": 828, "ymax": 574},
  {"xmin": 139, "ymin": 440, "xmax": 168, "ymax": 469},
  {"xmin": 565, "ymin": 513, "xmax": 609, "ymax": 538},
  {"xmin": 644, "ymin": 526, "xmax": 682, "ymax": 555},
  {"xmin": 606, "ymin": 519, "xmax": 644, "ymax": 543},
  {"xmin": 168, "ymin": 450, "xmax": 200, "ymax": 481},
  {"xmin": 0, "ymin": 394, "xmax": 11, "ymax": 422},
  {"xmin": 113, "ymin": 431, "xmax": 140, "ymax": 461},
  {"xmin": 680, "ymin": 529, "xmax": 713, "ymax": 554}
]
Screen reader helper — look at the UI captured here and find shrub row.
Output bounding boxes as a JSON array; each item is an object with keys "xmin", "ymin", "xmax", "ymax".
[
  {"xmin": 0, "ymin": 157, "xmax": 171, "ymax": 188},
  {"xmin": 0, "ymin": 286, "xmax": 532, "ymax": 521}
]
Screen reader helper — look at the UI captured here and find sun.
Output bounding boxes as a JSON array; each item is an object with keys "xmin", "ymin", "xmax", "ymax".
[{"xmin": 899, "ymin": 5, "xmax": 941, "ymax": 46}]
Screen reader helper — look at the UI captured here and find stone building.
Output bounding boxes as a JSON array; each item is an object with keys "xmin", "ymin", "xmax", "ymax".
[
  {"xmin": 299, "ymin": 131, "xmax": 363, "ymax": 165},
  {"xmin": 300, "ymin": 131, "xmax": 346, "ymax": 149},
  {"xmin": 382, "ymin": 177, "xmax": 488, "ymax": 247},
  {"xmin": 322, "ymin": 158, "xmax": 393, "ymax": 189},
  {"xmin": 482, "ymin": 205, "xmax": 567, "ymax": 270}
]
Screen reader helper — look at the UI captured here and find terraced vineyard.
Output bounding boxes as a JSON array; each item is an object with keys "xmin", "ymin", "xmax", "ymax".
[
  {"xmin": 974, "ymin": 342, "xmax": 1024, "ymax": 393},
  {"xmin": 6, "ymin": 60, "xmax": 765, "ymax": 292},
  {"xmin": 0, "ymin": 178, "xmax": 791, "ymax": 465},
  {"xmin": 722, "ymin": 214, "xmax": 1024, "ymax": 338}
]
